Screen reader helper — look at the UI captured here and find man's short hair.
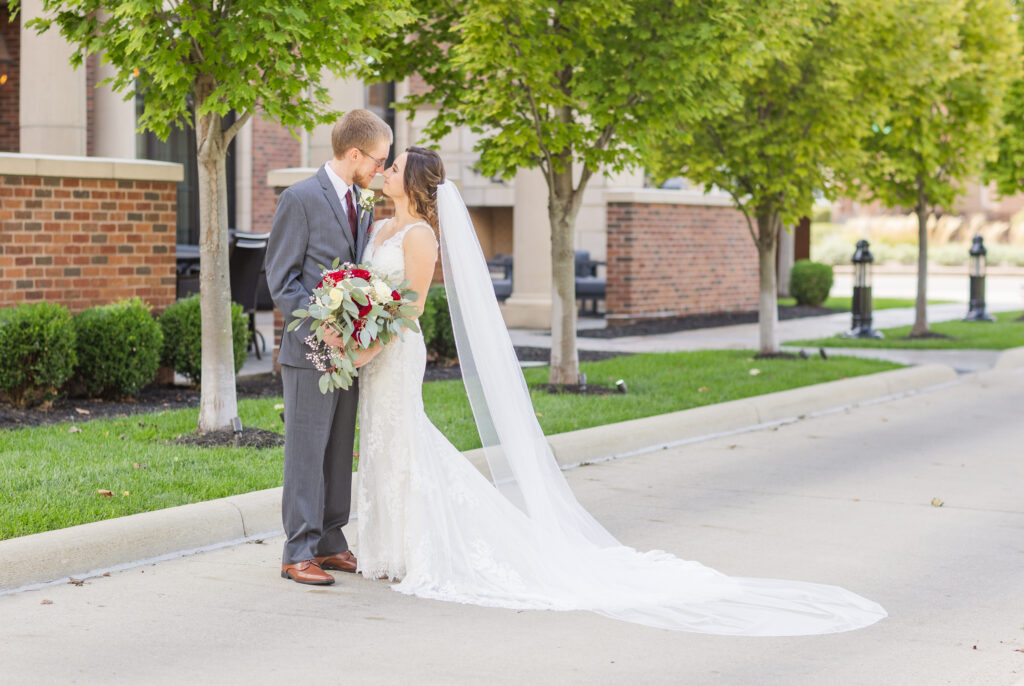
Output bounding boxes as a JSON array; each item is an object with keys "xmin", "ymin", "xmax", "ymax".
[{"xmin": 331, "ymin": 109, "xmax": 394, "ymax": 158}]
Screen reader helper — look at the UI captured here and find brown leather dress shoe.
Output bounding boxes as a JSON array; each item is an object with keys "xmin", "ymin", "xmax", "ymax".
[
  {"xmin": 281, "ymin": 560, "xmax": 335, "ymax": 585},
  {"xmin": 315, "ymin": 550, "xmax": 357, "ymax": 573}
]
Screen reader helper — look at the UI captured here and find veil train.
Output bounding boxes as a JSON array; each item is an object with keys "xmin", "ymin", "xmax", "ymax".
[{"xmin": 435, "ymin": 181, "xmax": 886, "ymax": 635}]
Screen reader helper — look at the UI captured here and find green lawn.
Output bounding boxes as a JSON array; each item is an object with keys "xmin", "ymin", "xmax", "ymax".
[
  {"xmin": 789, "ymin": 310, "xmax": 1024, "ymax": 350},
  {"xmin": 0, "ymin": 350, "xmax": 902, "ymax": 540},
  {"xmin": 778, "ymin": 296, "xmax": 951, "ymax": 311}
]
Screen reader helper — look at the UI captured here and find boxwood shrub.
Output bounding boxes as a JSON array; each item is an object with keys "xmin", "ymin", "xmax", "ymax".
[
  {"xmin": 158, "ymin": 295, "xmax": 248, "ymax": 385},
  {"xmin": 73, "ymin": 298, "xmax": 164, "ymax": 398},
  {"xmin": 0, "ymin": 302, "xmax": 77, "ymax": 407}
]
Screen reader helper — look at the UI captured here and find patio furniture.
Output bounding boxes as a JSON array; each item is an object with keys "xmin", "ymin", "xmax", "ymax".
[
  {"xmin": 574, "ymin": 250, "xmax": 606, "ymax": 316},
  {"xmin": 488, "ymin": 254, "xmax": 514, "ymax": 302},
  {"xmin": 229, "ymin": 231, "xmax": 271, "ymax": 359}
]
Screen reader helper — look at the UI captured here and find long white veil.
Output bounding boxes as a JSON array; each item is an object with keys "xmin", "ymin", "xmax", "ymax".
[{"xmin": 435, "ymin": 180, "xmax": 886, "ymax": 635}]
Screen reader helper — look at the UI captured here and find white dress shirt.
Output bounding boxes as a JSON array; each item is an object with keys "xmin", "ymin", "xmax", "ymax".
[{"xmin": 323, "ymin": 161, "xmax": 354, "ymax": 211}]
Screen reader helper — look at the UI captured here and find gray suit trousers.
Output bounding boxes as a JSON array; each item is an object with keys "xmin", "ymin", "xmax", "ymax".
[{"xmin": 280, "ymin": 364, "xmax": 358, "ymax": 564}]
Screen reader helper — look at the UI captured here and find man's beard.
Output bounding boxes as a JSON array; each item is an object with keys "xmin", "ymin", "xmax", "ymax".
[{"xmin": 354, "ymin": 168, "xmax": 376, "ymax": 189}]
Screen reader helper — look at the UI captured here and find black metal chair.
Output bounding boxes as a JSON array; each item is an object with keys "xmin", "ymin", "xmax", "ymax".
[
  {"xmin": 488, "ymin": 253, "xmax": 514, "ymax": 302},
  {"xmin": 574, "ymin": 250, "xmax": 606, "ymax": 316},
  {"xmin": 229, "ymin": 231, "xmax": 271, "ymax": 359}
]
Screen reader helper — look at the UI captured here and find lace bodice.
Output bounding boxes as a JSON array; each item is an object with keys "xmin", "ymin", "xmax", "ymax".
[{"xmin": 362, "ymin": 219, "xmax": 434, "ymax": 282}]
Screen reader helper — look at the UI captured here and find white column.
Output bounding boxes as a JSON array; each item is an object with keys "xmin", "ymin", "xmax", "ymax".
[
  {"xmin": 92, "ymin": 57, "xmax": 136, "ymax": 158},
  {"xmin": 19, "ymin": 0, "xmax": 86, "ymax": 155},
  {"xmin": 778, "ymin": 223, "xmax": 795, "ymax": 297},
  {"xmin": 499, "ymin": 167, "xmax": 552, "ymax": 328},
  {"xmin": 308, "ymin": 74, "xmax": 366, "ymax": 163},
  {"xmin": 234, "ymin": 117, "xmax": 253, "ymax": 232}
]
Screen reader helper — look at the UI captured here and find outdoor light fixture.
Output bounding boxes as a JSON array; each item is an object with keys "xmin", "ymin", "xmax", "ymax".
[
  {"xmin": 843, "ymin": 239, "xmax": 883, "ymax": 339},
  {"xmin": 964, "ymin": 235, "xmax": 995, "ymax": 322},
  {"xmin": 0, "ymin": 32, "xmax": 12, "ymax": 86}
]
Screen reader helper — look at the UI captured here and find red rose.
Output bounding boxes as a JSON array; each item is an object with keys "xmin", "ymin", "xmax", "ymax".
[
  {"xmin": 391, "ymin": 290, "xmax": 402, "ymax": 301},
  {"xmin": 357, "ymin": 303, "xmax": 372, "ymax": 318},
  {"xmin": 349, "ymin": 268, "xmax": 372, "ymax": 280}
]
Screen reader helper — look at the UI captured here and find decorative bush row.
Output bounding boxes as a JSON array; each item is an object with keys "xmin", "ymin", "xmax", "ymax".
[{"xmin": 0, "ymin": 296, "xmax": 249, "ymax": 407}]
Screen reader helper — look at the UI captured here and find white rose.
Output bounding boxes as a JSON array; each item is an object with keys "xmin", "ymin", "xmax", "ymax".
[
  {"xmin": 372, "ymin": 280, "xmax": 392, "ymax": 302},
  {"xmin": 327, "ymin": 287, "xmax": 344, "ymax": 309}
]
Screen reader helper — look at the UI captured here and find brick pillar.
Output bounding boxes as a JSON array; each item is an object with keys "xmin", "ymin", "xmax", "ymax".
[{"xmin": 604, "ymin": 190, "xmax": 759, "ymax": 325}]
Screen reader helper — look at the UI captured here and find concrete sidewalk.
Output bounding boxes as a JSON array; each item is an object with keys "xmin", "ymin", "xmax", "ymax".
[
  {"xmin": 1, "ymin": 362, "xmax": 1021, "ymax": 685},
  {"xmin": 508, "ymin": 302, "xmax": 1021, "ymax": 373}
]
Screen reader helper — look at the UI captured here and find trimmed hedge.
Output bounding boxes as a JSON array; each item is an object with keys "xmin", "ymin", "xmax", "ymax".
[
  {"xmin": 790, "ymin": 260, "xmax": 834, "ymax": 307},
  {"xmin": 420, "ymin": 285, "xmax": 458, "ymax": 360},
  {"xmin": 158, "ymin": 295, "xmax": 248, "ymax": 385},
  {"xmin": 73, "ymin": 298, "xmax": 164, "ymax": 399},
  {"xmin": 0, "ymin": 302, "xmax": 77, "ymax": 407}
]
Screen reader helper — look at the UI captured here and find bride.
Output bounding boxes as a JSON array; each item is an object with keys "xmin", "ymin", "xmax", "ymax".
[{"xmin": 349, "ymin": 146, "xmax": 886, "ymax": 635}]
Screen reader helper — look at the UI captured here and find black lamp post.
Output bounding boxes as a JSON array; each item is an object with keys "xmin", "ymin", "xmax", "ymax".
[
  {"xmin": 843, "ymin": 239, "xmax": 883, "ymax": 339},
  {"xmin": 964, "ymin": 235, "xmax": 995, "ymax": 322}
]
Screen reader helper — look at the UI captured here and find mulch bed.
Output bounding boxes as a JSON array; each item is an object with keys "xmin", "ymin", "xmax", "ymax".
[
  {"xmin": 579, "ymin": 305, "xmax": 842, "ymax": 339},
  {"xmin": 172, "ymin": 427, "xmax": 285, "ymax": 449}
]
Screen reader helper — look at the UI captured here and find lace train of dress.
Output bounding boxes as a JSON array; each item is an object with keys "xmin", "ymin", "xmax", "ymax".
[{"xmin": 356, "ymin": 220, "xmax": 886, "ymax": 636}]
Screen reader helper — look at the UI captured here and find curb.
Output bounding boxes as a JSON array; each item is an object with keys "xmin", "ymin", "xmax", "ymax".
[
  {"xmin": 994, "ymin": 345, "xmax": 1024, "ymax": 370},
  {"xmin": 0, "ymin": 363, "xmax": 959, "ymax": 594}
]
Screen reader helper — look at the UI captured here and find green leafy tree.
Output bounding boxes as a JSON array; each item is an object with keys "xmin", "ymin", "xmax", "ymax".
[
  {"xmin": 14, "ymin": 0, "xmax": 412, "ymax": 430},
  {"xmin": 371, "ymin": 0, "xmax": 796, "ymax": 384},
  {"xmin": 853, "ymin": 0, "xmax": 1019, "ymax": 336},
  {"xmin": 988, "ymin": 5, "xmax": 1024, "ymax": 201},
  {"xmin": 648, "ymin": 0, "xmax": 912, "ymax": 355}
]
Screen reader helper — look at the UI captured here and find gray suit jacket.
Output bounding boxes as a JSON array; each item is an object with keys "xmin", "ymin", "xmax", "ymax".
[{"xmin": 265, "ymin": 166, "xmax": 373, "ymax": 368}]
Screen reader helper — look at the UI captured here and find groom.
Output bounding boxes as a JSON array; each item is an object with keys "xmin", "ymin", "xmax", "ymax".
[{"xmin": 265, "ymin": 109, "xmax": 393, "ymax": 585}]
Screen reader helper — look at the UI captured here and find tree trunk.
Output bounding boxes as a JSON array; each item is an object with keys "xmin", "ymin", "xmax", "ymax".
[
  {"xmin": 194, "ymin": 83, "xmax": 240, "ymax": 432},
  {"xmin": 911, "ymin": 187, "xmax": 930, "ymax": 337},
  {"xmin": 755, "ymin": 211, "xmax": 781, "ymax": 355},
  {"xmin": 548, "ymin": 170, "xmax": 580, "ymax": 386}
]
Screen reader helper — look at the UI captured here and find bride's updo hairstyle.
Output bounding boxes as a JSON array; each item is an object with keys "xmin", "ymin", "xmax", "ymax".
[{"xmin": 404, "ymin": 146, "xmax": 446, "ymax": 231}]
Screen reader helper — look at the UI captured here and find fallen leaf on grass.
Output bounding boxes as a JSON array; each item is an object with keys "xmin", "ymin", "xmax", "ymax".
[
  {"xmin": 749, "ymin": 369, "xmax": 761, "ymax": 376},
  {"xmin": 132, "ymin": 462, "xmax": 148, "ymax": 470},
  {"xmin": 931, "ymin": 497, "xmax": 944, "ymax": 507},
  {"xmin": 697, "ymin": 386, "xmax": 709, "ymax": 393},
  {"xmin": 97, "ymin": 489, "xmax": 113, "ymax": 498},
  {"xmin": 74, "ymin": 408, "xmax": 90, "ymax": 415},
  {"xmin": 122, "ymin": 491, "xmax": 130, "ymax": 496},
  {"xmin": 68, "ymin": 426, "xmax": 82, "ymax": 434}
]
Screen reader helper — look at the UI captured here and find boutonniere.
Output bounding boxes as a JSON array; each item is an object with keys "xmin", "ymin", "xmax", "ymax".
[{"xmin": 358, "ymin": 188, "xmax": 379, "ymax": 212}]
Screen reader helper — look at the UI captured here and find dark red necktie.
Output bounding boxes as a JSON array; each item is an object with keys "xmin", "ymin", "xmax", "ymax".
[{"xmin": 345, "ymin": 188, "xmax": 358, "ymax": 241}]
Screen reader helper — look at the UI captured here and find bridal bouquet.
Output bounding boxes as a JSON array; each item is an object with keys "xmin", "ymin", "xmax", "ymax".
[{"xmin": 288, "ymin": 259, "xmax": 420, "ymax": 393}]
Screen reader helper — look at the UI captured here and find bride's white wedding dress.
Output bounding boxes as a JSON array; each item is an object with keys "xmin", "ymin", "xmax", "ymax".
[{"xmin": 355, "ymin": 198, "xmax": 886, "ymax": 635}]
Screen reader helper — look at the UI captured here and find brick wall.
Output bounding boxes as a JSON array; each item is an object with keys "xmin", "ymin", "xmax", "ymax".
[
  {"xmin": 605, "ymin": 199, "xmax": 759, "ymax": 325},
  {"xmin": 0, "ymin": 7, "xmax": 20, "ymax": 153},
  {"xmin": 251, "ymin": 114, "xmax": 301, "ymax": 232},
  {"xmin": 0, "ymin": 175, "xmax": 178, "ymax": 312}
]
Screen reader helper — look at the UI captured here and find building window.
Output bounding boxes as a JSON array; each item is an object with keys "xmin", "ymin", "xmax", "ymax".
[
  {"xmin": 134, "ymin": 94, "xmax": 236, "ymax": 245},
  {"xmin": 366, "ymin": 82, "xmax": 396, "ymax": 165}
]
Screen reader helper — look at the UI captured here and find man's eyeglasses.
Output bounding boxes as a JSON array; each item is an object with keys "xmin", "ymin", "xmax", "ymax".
[{"xmin": 358, "ymin": 149, "xmax": 387, "ymax": 169}]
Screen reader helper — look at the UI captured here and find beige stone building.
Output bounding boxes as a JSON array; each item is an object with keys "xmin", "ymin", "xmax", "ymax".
[{"xmin": 4, "ymin": 1, "xmax": 789, "ymax": 328}]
